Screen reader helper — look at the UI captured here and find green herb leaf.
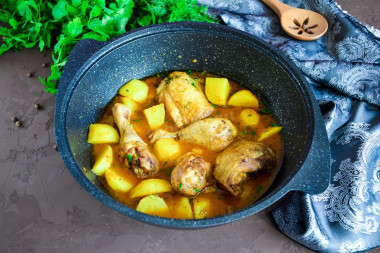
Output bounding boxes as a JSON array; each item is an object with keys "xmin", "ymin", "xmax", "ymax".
[
  {"xmin": 252, "ymin": 130, "xmax": 256, "ymax": 136},
  {"xmin": 179, "ymin": 183, "xmax": 182, "ymax": 190},
  {"xmin": 126, "ymin": 154, "xmax": 133, "ymax": 163},
  {"xmin": 67, "ymin": 17, "xmax": 83, "ymax": 37},
  {"xmin": 256, "ymin": 185, "xmax": 262, "ymax": 193},
  {"xmin": 52, "ymin": 0, "xmax": 68, "ymax": 20},
  {"xmin": 194, "ymin": 188, "xmax": 199, "ymax": 192},
  {"xmin": 258, "ymin": 108, "xmax": 272, "ymax": 115},
  {"xmin": 270, "ymin": 123, "xmax": 280, "ymax": 127}
]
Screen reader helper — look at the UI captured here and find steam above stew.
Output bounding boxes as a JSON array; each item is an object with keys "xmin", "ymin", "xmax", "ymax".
[{"xmin": 87, "ymin": 71, "xmax": 282, "ymax": 219}]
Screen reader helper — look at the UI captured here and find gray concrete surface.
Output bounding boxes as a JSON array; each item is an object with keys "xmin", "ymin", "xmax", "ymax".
[{"xmin": 0, "ymin": 1, "xmax": 379, "ymax": 253}]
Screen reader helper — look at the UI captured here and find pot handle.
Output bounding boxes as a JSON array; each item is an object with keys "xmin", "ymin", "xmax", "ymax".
[
  {"xmin": 56, "ymin": 39, "xmax": 108, "ymax": 108},
  {"xmin": 283, "ymin": 117, "xmax": 331, "ymax": 195}
]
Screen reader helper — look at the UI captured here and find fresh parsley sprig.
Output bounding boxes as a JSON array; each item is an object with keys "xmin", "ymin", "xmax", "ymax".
[{"xmin": 0, "ymin": 0, "xmax": 215, "ymax": 94}]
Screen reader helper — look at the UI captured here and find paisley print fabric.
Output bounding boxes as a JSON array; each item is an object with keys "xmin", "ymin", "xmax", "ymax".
[{"xmin": 198, "ymin": 0, "xmax": 380, "ymax": 251}]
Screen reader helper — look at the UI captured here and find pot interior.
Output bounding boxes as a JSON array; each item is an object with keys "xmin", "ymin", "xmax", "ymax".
[{"xmin": 62, "ymin": 25, "xmax": 315, "ymax": 225}]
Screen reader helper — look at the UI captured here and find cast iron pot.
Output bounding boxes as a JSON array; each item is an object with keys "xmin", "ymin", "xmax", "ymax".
[{"xmin": 55, "ymin": 22, "xmax": 330, "ymax": 228}]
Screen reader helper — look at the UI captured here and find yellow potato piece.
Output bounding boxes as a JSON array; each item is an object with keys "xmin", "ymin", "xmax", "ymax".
[
  {"xmin": 154, "ymin": 138, "xmax": 181, "ymax": 164},
  {"xmin": 130, "ymin": 179, "xmax": 173, "ymax": 199},
  {"xmin": 87, "ymin": 123, "xmax": 119, "ymax": 144},
  {"xmin": 105, "ymin": 166, "xmax": 137, "ymax": 193},
  {"xmin": 92, "ymin": 145, "xmax": 113, "ymax": 176},
  {"xmin": 136, "ymin": 195, "xmax": 171, "ymax": 217},
  {"xmin": 172, "ymin": 196, "xmax": 194, "ymax": 219},
  {"xmin": 193, "ymin": 196, "xmax": 211, "ymax": 219},
  {"xmin": 239, "ymin": 109, "xmax": 260, "ymax": 128},
  {"xmin": 118, "ymin": 79, "xmax": 149, "ymax": 103},
  {"xmin": 227, "ymin": 90, "xmax": 259, "ymax": 108},
  {"xmin": 205, "ymin": 77, "xmax": 231, "ymax": 106},
  {"xmin": 118, "ymin": 96, "xmax": 140, "ymax": 113},
  {"xmin": 258, "ymin": 126, "xmax": 283, "ymax": 141},
  {"xmin": 143, "ymin": 103, "xmax": 165, "ymax": 130}
]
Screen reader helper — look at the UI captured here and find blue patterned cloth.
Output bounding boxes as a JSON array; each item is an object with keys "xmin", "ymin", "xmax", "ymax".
[{"xmin": 198, "ymin": 0, "xmax": 380, "ymax": 252}]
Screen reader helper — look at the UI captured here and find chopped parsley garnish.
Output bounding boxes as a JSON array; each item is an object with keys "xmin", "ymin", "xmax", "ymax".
[
  {"xmin": 126, "ymin": 89, "xmax": 130, "ymax": 92},
  {"xmin": 243, "ymin": 130, "xmax": 249, "ymax": 135},
  {"xmin": 201, "ymin": 70, "xmax": 208, "ymax": 75},
  {"xmin": 132, "ymin": 119, "xmax": 140, "ymax": 123},
  {"xmin": 195, "ymin": 188, "xmax": 199, "ymax": 192},
  {"xmin": 164, "ymin": 118, "xmax": 168, "ymax": 122},
  {"xmin": 187, "ymin": 69, "xmax": 192, "ymax": 75},
  {"xmin": 211, "ymin": 103, "xmax": 216, "ymax": 108},
  {"xmin": 191, "ymin": 82, "xmax": 197, "ymax": 88},
  {"xmin": 78, "ymin": 115, "xmax": 83, "ymax": 119},
  {"xmin": 126, "ymin": 154, "xmax": 133, "ymax": 163},
  {"xmin": 256, "ymin": 185, "xmax": 262, "ymax": 193},
  {"xmin": 252, "ymin": 130, "xmax": 257, "ymax": 136},
  {"xmin": 163, "ymin": 161, "xmax": 168, "ymax": 166},
  {"xmin": 248, "ymin": 114, "xmax": 252, "ymax": 117},
  {"xmin": 258, "ymin": 108, "xmax": 272, "ymax": 115},
  {"xmin": 270, "ymin": 123, "xmax": 280, "ymax": 127},
  {"xmin": 179, "ymin": 183, "xmax": 182, "ymax": 190}
]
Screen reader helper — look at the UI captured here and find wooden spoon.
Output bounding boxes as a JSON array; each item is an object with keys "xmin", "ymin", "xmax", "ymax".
[{"xmin": 261, "ymin": 0, "xmax": 328, "ymax": 41}]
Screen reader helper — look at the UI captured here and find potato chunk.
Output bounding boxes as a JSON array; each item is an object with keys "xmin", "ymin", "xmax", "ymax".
[
  {"xmin": 172, "ymin": 196, "xmax": 194, "ymax": 219},
  {"xmin": 130, "ymin": 179, "xmax": 173, "ymax": 199},
  {"xmin": 87, "ymin": 123, "xmax": 119, "ymax": 144},
  {"xmin": 154, "ymin": 138, "xmax": 181, "ymax": 164},
  {"xmin": 258, "ymin": 126, "xmax": 282, "ymax": 141},
  {"xmin": 105, "ymin": 166, "xmax": 137, "ymax": 193},
  {"xmin": 136, "ymin": 195, "xmax": 171, "ymax": 217},
  {"xmin": 193, "ymin": 196, "xmax": 211, "ymax": 219},
  {"xmin": 118, "ymin": 79, "xmax": 149, "ymax": 103},
  {"xmin": 228, "ymin": 90, "xmax": 259, "ymax": 108},
  {"xmin": 118, "ymin": 96, "xmax": 140, "ymax": 112},
  {"xmin": 239, "ymin": 109, "xmax": 260, "ymax": 128},
  {"xmin": 92, "ymin": 145, "xmax": 113, "ymax": 176},
  {"xmin": 205, "ymin": 77, "xmax": 231, "ymax": 106},
  {"xmin": 143, "ymin": 103, "xmax": 165, "ymax": 130}
]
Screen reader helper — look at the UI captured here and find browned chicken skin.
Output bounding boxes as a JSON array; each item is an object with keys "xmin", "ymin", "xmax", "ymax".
[
  {"xmin": 112, "ymin": 103, "xmax": 159, "ymax": 178},
  {"xmin": 171, "ymin": 151, "xmax": 211, "ymax": 197},
  {"xmin": 156, "ymin": 71, "xmax": 214, "ymax": 128},
  {"xmin": 149, "ymin": 118, "xmax": 238, "ymax": 151},
  {"xmin": 213, "ymin": 140, "xmax": 276, "ymax": 196}
]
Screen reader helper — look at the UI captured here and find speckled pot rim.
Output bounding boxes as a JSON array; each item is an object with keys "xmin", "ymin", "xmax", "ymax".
[{"xmin": 55, "ymin": 22, "xmax": 329, "ymax": 229}]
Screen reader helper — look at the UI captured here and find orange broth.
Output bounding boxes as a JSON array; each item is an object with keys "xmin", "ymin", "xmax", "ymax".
[{"xmin": 92, "ymin": 71, "xmax": 282, "ymax": 219}]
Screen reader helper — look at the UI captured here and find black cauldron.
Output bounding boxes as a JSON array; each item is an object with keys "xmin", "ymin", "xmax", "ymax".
[{"xmin": 55, "ymin": 22, "xmax": 330, "ymax": 228}]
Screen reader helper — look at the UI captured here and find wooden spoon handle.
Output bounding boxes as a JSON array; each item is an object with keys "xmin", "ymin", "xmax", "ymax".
[{"xmin": 261, "ymin": 0, "xmax": 293, "ymax": 16}]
